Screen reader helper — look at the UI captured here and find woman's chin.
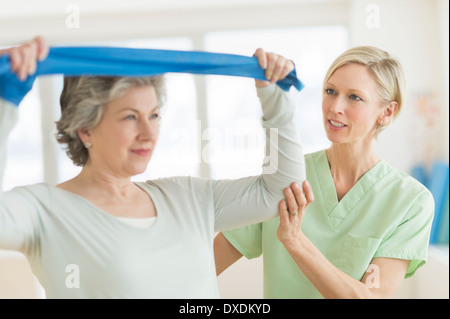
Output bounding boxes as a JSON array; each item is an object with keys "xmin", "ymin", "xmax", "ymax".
[{"xmin": 126, "ymin": 163, "xmax": 151, "ymax": 177}]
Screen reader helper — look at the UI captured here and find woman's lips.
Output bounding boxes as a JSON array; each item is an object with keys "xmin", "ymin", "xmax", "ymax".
[
  {"xmin": 328, "ymin": 119, "xmax": 346, "ymax": 130},
  {"xmin": 131, "ymin": 149, "xmax": 151, "ymax": 156}
]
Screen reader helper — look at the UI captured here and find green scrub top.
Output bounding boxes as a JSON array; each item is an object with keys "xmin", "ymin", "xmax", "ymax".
[{"xmin": 223, "ymin": 150, "xmax": 434, "ymax": 299}]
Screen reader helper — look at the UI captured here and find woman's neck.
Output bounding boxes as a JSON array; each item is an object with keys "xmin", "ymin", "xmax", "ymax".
[
  {"xmin": 58, "ymin": 163, "xmax": 134, "ymax": 200},
  {"xmin": 326, "ymin": 143, "xmax": 380, "ymax": 199},
  {"xmin": 57, "ymin": 163, "xmax": 156, "ymax": 219}
]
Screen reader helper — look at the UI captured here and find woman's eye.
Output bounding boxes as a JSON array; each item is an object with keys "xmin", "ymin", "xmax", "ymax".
[
  {"xmin": 350, "ymin": 94, "xmax": 363, "ymax": 101},
  {"xmin": 151, "ymin": 113, "xmax": 160, "ymax": 120},
  {"xmin": 325, "ymin": 88, "xmax": 335, "ymax": 95},
  {"xmin": 125, "ymin": 114, "xmax": 136, "ymax": 120}
]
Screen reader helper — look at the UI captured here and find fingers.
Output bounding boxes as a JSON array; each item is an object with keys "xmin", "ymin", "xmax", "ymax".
[
  {"xmin": 254, "ymin": 48, "xmax": 294, "ymax": 84},
  {"xmin": 278, "ymin": 181, "xmax": 313, "ymax": 247},
  {"xmin": 11, "ymin": 43, "xmax": 35, "ymax": 81},
  {"xmin": 34, "ymin": 35, "xmax": 49, "ymax": 61},
  {"xmin": 26, "ymin": 41, "xmax": 38, "ymax": 77},
  {"xmin": 302, "ymin": 180, "xmax": 314, "ymax": 204},
  {"xmin": 284, "ymin": 185, "xmax": 300, "ymax": 215},
  {"xmin": 9, "ymin": 47, "xmax": 22, "ymax": 73},
  {"xmin": 265, "ymin": 53, "xmax": 294, "ymax": 84},
  {"xmin": 254, "ymin": 48, "xmax": 267, "ymax": 69},
  {"xmin": 279, "ymin": 199, "xmax": 290, "ymax": 224},
  {"xmin": 283, "ymin": 181, "xmax": 314, "ymax": 217},
  {"xmin": 7, "ymin": 36, "xmax": 49, "ymax": 81}
]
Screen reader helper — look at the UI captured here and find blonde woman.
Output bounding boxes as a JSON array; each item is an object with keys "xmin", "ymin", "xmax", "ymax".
[
  {"xmin": 0, "ymin": 37, "xmax": 305, "ymax": 298},
  {"xmin": 215, "ymin": 46, "xmax": 434, "ymax": 299}
]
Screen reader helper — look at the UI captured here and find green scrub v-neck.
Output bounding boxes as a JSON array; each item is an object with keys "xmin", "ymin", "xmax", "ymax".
[{"xmin": 312, "ymin": 149, "xmax": 392, "ymax": 230}]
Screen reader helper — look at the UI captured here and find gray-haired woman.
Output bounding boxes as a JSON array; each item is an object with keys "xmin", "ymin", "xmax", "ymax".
[{"xmin": 0, "ymin": 37, "xmax": 305, "ymax": 298}]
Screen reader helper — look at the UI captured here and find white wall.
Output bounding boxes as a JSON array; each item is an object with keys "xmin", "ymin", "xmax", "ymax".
[
  {"xmin": 0, "ymin": 251, "xmax": 43, "ymax": 298},
  {"xmin": 349, "ymin": 0, "xmax": 449, "ymax": 172},
  {"xmin": 438, "ymin": 0, "xmax": 450, "ymax": 162},
  {"xmin": 0, "ymin": 0, "xmax": 348, "ymax": 45}
]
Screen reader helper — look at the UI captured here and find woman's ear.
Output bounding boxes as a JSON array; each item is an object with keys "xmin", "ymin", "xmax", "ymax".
[
  {"xmin": 379, "ymin": 101, "xmax": 398, "ymax": 125},
  {"xmin": 77, "ymin": 128, "xmax": 91, "ymax": 148}
]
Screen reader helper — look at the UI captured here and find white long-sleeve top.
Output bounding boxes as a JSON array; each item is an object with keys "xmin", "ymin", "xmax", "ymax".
[{"xmin": 0, "ymin": 84, "xmax": 305, "ymax": 298}]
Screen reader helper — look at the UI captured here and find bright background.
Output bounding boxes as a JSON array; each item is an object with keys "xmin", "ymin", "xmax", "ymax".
[{"xmin": 0, "ymin": 0, "xmax": 448, "ymax": 299}]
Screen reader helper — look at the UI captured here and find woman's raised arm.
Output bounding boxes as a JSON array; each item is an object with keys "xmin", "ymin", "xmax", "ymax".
[
  {"xmin": 211, "ymin": 49, "xmax": 305, "ymax": 232},
  {"xmin": 0, "ymin": 37, "xmax": 49, "ymax": 252}
]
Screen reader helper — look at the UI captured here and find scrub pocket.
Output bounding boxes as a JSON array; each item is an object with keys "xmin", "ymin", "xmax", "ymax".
[{"xmin": 333, "ymin": 235, "xmax": 381, "ymax": 280}]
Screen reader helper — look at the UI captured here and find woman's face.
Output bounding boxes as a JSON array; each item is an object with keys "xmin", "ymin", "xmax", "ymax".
[
  {"xmin": 83, "ymin": 85, "xmax": 160, "ymax": 177},
  {"xmin": 322, "ymin": 63, "xmax": 386, "ymax": 146}
]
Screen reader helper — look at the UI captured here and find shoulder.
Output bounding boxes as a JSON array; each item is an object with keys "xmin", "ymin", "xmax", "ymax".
[
  {"xmin": 2, "ymin": 183, "xmax": 51, "ymax": 199},
  {"xmin": 383, "ymin": 162, "xmax": 432, "ymax": 196},
  {"xmin": 304, "ymin": 149, "xmax": 327, "ymax": 173},
  {"xmin": 379, "ymin": 161, "xmax": 434, "ymax": 215},
  {"xmin": 141, "ymin": 175, "xmax": 209, "ymax": 190},
  {"xmin": 139, "ymin": 176, "xmax": 212, "ymax": 203},
  {"xmin": 305, "ymin": 150, "xmax": 325, "ymax": 163},
  {"xmin": 0, "ymin": 183, "xmax": 53, "ymax": 216}
]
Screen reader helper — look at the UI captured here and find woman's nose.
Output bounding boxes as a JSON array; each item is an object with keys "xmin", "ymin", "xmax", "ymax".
[
  {"xmin": 139, "ymin": 120, "xmax": 158, "ymax": 141},
  {"xmin": 329, "ymin": 96, "xmax": 345, "ymax": 114}
]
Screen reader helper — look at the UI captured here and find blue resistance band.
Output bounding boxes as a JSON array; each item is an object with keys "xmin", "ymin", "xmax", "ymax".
[{"xmin": 0, "ymin": 46, "xmax": 304, "ymax": 106}]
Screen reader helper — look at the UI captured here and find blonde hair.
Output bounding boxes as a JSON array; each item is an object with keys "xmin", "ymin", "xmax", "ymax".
[
  {"xmin": 323, "ymin": 46, "xmax": 405, "ymax": 136},
  {"xmin": 56, "ymin": 76, "xmax": 166, "ymax": 166}
]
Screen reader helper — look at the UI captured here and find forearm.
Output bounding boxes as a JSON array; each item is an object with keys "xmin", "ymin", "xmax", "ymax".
[
  {"xmin": 0, "ymin": 99, "xmax": 26, "ymax": 252},
  {"xmin": 212, "ymin": 85, "xmax": 305, "ymax": 231},
  {"xmin": 258, "ymin": 84, "xmax": 305, "ymax": 191},
  {"xmin": 284, "ymin": 234, "xmax": 373, "ymax": 299},
  {"xmin": 0, "ymin": 99, "xmax": 19, "ymax": 190},
  {"xmin": 214, "ymin": 232, "xmax": 243, "ymax": 276}
]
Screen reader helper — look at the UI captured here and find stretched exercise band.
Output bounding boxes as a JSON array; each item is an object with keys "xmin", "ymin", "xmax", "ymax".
[{"xmin": 0, "ymin": 46, "xmax": 304, "ymax": 106}]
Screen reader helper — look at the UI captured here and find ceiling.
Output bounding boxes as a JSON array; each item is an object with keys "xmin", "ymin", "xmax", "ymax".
[
  {"xmin": 2, "ymin": 0, "xmax": 337, "ymax": 18},
  {"xmin": 1, "ymin": 0, "xmax": 348, "ymax": 45}
]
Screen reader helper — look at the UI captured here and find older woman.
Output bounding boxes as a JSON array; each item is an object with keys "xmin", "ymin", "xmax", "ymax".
[
  {"xmin": 215, "ymin": 46, "xmax": 435, "ymax": 299},
  {"xmin": 0, "ymin": 37, "xmax": 305, "ymax": 298}
]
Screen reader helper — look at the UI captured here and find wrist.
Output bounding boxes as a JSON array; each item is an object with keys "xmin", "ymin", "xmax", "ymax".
[
  {"xmin": 280, "ymin": 232, "xmax": 307, "ymax": 252},
  {"xmin": 0, "ymin": 71, "xmax": 36, "ymax": 107},
  {"xmin": 255, "ymin": 79, "xmax": 271, "ymax": 88}
]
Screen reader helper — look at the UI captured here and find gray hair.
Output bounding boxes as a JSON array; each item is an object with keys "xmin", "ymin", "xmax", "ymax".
[{"xmin": 56, "ymin": 76, "xmax": 166, "ymax": 166}]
